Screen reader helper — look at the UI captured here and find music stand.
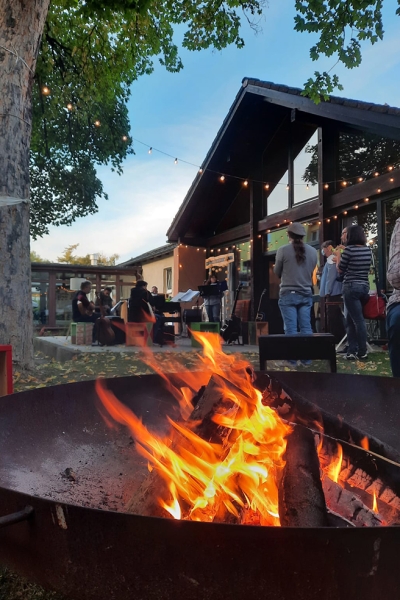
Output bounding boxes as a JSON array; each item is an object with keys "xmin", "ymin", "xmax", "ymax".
[{"xmin": 198, "ymin": 285, "xmax": 221, "ymax": 297}]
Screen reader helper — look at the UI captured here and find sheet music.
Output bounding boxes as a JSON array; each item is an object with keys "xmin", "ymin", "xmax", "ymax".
[{"xmin": 171, "ymin": 289, "xmax": 199, "ymax": 302}]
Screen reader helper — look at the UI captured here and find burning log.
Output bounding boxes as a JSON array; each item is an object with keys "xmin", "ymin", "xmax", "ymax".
[
  {"xmin": 264, "ymin": 377, "xmax": 400, "ymax": 465},
  {"xmin": 278, "ymin": 425, "xmax": 329, "ymax": 527},
  {"xmin": 319, "ymin": 435, "xmax": 400, "ymax": 512},
  {"xmin": 322, "ymin": 478, "xmax": 384, "ymax": 527},
  {"xmin": 126, "ymin": 373, "xmax": 250, "ymax": 519}
]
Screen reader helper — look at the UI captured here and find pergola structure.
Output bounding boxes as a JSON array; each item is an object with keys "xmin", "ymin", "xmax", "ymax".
[{"xmin": 167, "ymin": 78, "xmax": 400, "ymax": 332}]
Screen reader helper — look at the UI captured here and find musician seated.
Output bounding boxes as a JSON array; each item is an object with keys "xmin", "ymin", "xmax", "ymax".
[
  {"xmin": 71, "ymin": 281, "xmax": 98, "ymax": 344},
  {"xmin": 95, "ymin": 287, "xmax": 114, "ymax": 315}
]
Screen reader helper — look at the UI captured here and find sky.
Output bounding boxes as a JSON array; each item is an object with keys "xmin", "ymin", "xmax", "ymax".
[{"xmin": 31, "ymin": 0, "xmax": 400, "ymax": 263}]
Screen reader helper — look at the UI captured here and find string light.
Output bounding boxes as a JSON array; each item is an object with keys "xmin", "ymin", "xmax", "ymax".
[
  {"xmin": 174, "ymin": 158, "xmax": 178, "ymax": 164},
  {"xmin": 342, "ymin": 181, "xmax": 347, "ymax": 187},
  {"xmin": 389, "ymin": 166, "xmax": 394, "ymax": 171},
  {"xmin": 343, "ymin": 211, "xmax": 348, "ymax": 215},
  {"xmin": 326, "ymin": 218, "xmax": 331, "ymax": 223},
  {"xmin": 324, "ymin": 184, "xmax": 329, "ymax": 189},
  {"xmin": 354, "ymin": 205, "xmax": 359, "ymax": 209},
  {"xmin": 199, "ymin": 168, "xmax": 203, "ymax": 174},
  {"xmin": 122, "ymin": 135, "xmax": 128, "ymax": 141},
  {"xmin": 333, "ymin": 215, "xmax": 338, "ymax": 219},
  {"xmin": 364, "ymin": 197, "xmax": 369, "ymax": 202},
  {"xmin": 94, "ymin": 120, "xmax": 101, "ymax": 127},
  {"xmin": 243, "ymin": 180, "xmax": 249, "ymax": 187},
  {"xmin": 265, "ymin": 183, "xmax": 270, "ymax": 190},
  {"xmin": 220, "ymin": 175, "xmax": 225, "ymax": 182},
  {"xmin": 148, "ymin": 147, "xmax": 152, "ymax": 154},
  {"xmin": 286, "ymin": 184, "xmax": 289, "ymax": 190},
  {"xmin": 66, "ymin": 103, "xmax": 73, "ymax": 111},
  {"xmin": 306, "ymin": 184, "xmax": 309, "ymax": 190},
  {"xmin": 358, "ymin": 177, "xmax": 363, "ymax": 182},
  {"xmin": 374, "ymin": 172, "xmax": 379, "ymax": 177},
  {"xmin": 377, "ymin": 189, "xmax": 382, "ymax": 193},
  {"xmin": 42, "ymin": 86, "xmax": 51, "ymax": 96},
  {"xmin": 390, "ymin": 178, "xmax": 394, "ymax": 183}
]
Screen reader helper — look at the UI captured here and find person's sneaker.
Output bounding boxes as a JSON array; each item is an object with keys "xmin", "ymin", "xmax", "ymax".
[
  {"xmin": 357, "ymin": 353, "xmax": 368, "ymax": 361},
  {"xmin": 345, "ymin": 353, "xmax": 357, "ymax": 361}
]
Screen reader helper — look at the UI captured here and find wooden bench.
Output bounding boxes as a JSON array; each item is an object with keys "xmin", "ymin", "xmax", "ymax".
[{"xmin": 259, "ymin": 334, "xmax": 337, "ymax": 373}]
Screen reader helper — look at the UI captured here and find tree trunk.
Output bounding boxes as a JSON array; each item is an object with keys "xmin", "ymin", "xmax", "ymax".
[{"xmin": 0, "ymin": 0, "xmax": 50, "ymax": 368}]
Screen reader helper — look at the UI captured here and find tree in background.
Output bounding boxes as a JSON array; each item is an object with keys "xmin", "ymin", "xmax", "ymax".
[
  {"xmin": 57, "ymin": 244, "xmax": 119, "ymax": 265},
  {"xmin": 30, "ymin": 250, "xmax": 50, "ymax": 263}
]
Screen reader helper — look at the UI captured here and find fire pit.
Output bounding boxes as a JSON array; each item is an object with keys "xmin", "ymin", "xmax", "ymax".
[{"xmin": 1, "ymin": 338, "xmax": 400, "ymax": 599}]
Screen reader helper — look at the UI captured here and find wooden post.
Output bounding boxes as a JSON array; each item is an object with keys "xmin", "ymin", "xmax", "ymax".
[
  {"xmin": 0, "ymin": 345, "xmax": 13, "ymax": 396},
  {"xmin": 250, "ymin": 181, "xmax": 264, "ymax": 321},
  {"xmin": 48, "ymin": 271, "xmax": 56, "ymax": 327}
]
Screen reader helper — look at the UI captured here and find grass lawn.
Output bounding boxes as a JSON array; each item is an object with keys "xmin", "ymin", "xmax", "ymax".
[{"xmin": 1, "ymin": 347, "xmax": 393, "ymax": 600}]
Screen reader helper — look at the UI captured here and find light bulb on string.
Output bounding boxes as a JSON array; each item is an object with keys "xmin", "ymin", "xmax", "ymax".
[
  {"xmin": 199, "ymin": 168, "xmax": 203, "ymax": 174},
  {"xmin": 122, "ymin": 135, "xmax": 128, "ymax": 142},
  {"xmin": 388, "ymin": 166, "xmax": 394, "ymax": 171},
  {"xmin": 343, "ymin": 211, "xmax": 348, "ymax": 215},
  {"xmin": 374, "ymin": 172, "xmax": 379, "ymax": 177},
  {"xmin": 220, "ymin": 175, "xmax": 225, "ymax": 182},
  {"xmin": 324, "ymin": 183, "xmax": 329, "ymax": 189},
  {"xmin": 148, "ymin": 147, "xmax": 152, "ymax": 154},
  {"xmin": 390, "ymin": 178, "xmax": 394, "ymax": 183},
  {"xmin": 42, "ymin": 86, "xmax": 51, "ymax": 96},
  {"xmin": 358, "ymin": 177, "xmax": 364, "ymax": 182},
  {"xmin": 286, "ymin": 184, "xmax": 289, "ymax": 190},
  {"xmin": 306, "ymin": 184, "xmax": 309, "ymax": 190},
  {"xmin": 364, "ymin": 197, "xmax": 369, "ymax": 202},
  {"xmin": 174, "ymin": 158, "xmax": 178, "ymax": 164},
  {"xmin": 67, "ymin": 103, "xmax": 73, "ymax": 111},
  {"xmin": 342, "ymin": 181, "xmax": 347, "ymax": 187},
  {"xmin": 377, "ymin": 189, "xmax": 382, "ymax": 193},
  {"xmin": 243, "ymin": 180, "xmax": 249, "ymax": 187},
  {"xmin": 94, "ymin": 120, "xmax": 101, "ymax": 127},
  {"xmin": 265, "ymin": 183, "xmax": 270, "ymax": 190}
]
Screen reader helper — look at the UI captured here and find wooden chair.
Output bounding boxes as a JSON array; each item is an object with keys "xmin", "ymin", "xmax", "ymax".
[{"xmin": 258, "ymin": 334, "xmax": 337, "ymax": 373}]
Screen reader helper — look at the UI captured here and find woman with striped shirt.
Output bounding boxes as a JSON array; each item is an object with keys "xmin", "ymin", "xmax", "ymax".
[{"xmin": 335, "ymin": 225, "xmax": 371, "ymax": 360}]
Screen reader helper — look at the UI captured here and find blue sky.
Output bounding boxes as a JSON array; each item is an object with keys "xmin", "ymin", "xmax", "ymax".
[{"xmin": 32, "ymin": 0, "xmax": 400, "ymax": 262}]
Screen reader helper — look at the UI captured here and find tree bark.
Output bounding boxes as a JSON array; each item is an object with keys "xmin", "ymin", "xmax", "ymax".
[{"xmin": 0, "ymin": 0, "xmax": 50, "ymax": 367}]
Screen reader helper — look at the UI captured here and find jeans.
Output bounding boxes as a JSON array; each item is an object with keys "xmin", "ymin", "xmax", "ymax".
[
  {"xmin": 205, "ymin": 303, "xmax": 220, "ymax": 322},
  {"xmin": 342, "ymin": 282, "xmax": 369, "ymax": 355},
  {"xmin": 278, "ymin": 293, "xmax": 313, "ymax": 335},
  {"xmin": 387, "ymin": 303, "xmax": 400, "ymax": 377}
]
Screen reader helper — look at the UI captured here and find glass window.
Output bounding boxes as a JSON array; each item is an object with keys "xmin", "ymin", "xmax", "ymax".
[
  {"xmin": 164, "ymin": 267, "xmax": 172, "ymax": 295},
  {"xmin": 385, "ymin": 198, "xmax": 400, "ymax": 291},
  {"xmin": 266, "ymin": 172, "xmax": 289, "ymax": 215},
  {"xmin": 293, "ymin": 130, "xmax": 318, "ymax": 204},
  {"xmin": 338, "ymin": 132, "xmax": 400, "ymax": 185}
]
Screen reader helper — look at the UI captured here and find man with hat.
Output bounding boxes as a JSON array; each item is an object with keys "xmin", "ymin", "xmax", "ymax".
[{"xmin": 274, "ymin": 222, "xmax": 318, "ymax": 362}]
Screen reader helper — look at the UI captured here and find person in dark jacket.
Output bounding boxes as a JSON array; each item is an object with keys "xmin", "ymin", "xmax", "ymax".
[{"xmin": 128, "ymin": 280, "xmax": 153, "ymax": 322}]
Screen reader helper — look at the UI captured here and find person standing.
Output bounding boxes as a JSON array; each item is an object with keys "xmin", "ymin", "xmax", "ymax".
[
  {"xmin": 203, "ymin": 275, "xmax": 223, "ymax": 323},
  {"xmin": 335, "ymin": 225, "xmax": 371, "ymax": 361},
  {"xmin": 320, "ymin": 240, "xmax": 345, "ymax": 343},
  {"xmin": 71, "ymin": 280, "xmax": 98, "ymax": 344},
  {"xmin": 386, "ymin": 218, "xmax": 400, "ymax": 376},
  {"xmin": 274, "ymin": 222, "xmax": 318, "ymax": 340}
]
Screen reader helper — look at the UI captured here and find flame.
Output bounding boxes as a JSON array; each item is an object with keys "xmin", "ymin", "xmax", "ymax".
[
  {"xmin": 372, "ymin": 490, "xmax": 378, "ymax": 513},
  {"xmin": 360, "ymin": 436, "xmax": 369, "ymax": 451},
  {"xmin": 96, "ymin": 333, "xmax": 291, "ymax": 526},
  {"xmin": 326, "ymin": 443, "xmax": 343, "ymax": 483}
]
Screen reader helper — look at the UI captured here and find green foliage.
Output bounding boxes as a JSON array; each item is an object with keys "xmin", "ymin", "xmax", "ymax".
[
  {"xmin": 294, "ymin": 0, "xmax": 392, "ymax": 100},
  {"xmin": 31, "ymin": 0, "xmax": 264, "ymax": 238},
  {"xmin": 57, "ymin": 244, "xmax": 119, "ymax": 265},
  {"xmin": 30, "ymin": 250, "xmax": 50, "ymax": 263}
]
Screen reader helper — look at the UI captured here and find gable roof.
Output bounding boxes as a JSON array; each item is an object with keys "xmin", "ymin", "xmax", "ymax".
[
  {"xmin": 167, "ymin": 78, "xmax": 400, "ymax": 242},
  {"xmin": 118, "ymin": 243, "xmax": 177, "ymax": 267}
]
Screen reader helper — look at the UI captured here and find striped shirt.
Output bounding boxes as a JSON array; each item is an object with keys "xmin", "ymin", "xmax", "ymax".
[{"xmin": 338, "ymin": 246, "xmax": 371, "ymax": 284}]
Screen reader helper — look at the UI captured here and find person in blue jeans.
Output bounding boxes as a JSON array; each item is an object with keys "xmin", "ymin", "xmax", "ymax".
[
  {"xmin": 274, "ymin": 222, "xmax": 318, "ymax": 365},
  {"xmin": 203, "ymin": 274, "xmax": 223, "ymax": 323},
  {"xmin": 335, "ymin": 225, "xmax": 371, "ymax": 361}
]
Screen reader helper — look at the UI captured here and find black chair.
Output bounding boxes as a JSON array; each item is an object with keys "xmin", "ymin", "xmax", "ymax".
[{"xmin": 258, "ymin": 334, "xmax": 337, "ymax": 373}]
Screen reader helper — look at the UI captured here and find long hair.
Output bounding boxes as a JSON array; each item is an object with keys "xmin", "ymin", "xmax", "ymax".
[
  {"xmin": 288, "ymin": 231, "xmax": 306, "ymax": 264},
  {"xmin": 346, "ymin": 225, "xmax": 367, "ymax": 246}
]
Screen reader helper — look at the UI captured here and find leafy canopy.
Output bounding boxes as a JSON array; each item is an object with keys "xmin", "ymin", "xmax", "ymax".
[
  {"xmin": 31, "ymin": 0, "xmax": 398, "ymax": 237},
  {"xmin": 31, "ymin": 0, "xmax": 264, "ymax": 238}
]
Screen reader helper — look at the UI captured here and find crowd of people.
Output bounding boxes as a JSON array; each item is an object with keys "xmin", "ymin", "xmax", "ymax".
[
  {"xmin": 274, "ymin": 222, "xmax": 373, "ymax": 364},
  {"xmin": 71, "ymin": 221, "xmax": 400, "ymax": 376}
]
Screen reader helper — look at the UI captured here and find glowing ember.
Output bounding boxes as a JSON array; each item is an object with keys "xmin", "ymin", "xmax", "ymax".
[{"xmin": 96, "ymin": 332, "xmax": 291, "ymax": 526}]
